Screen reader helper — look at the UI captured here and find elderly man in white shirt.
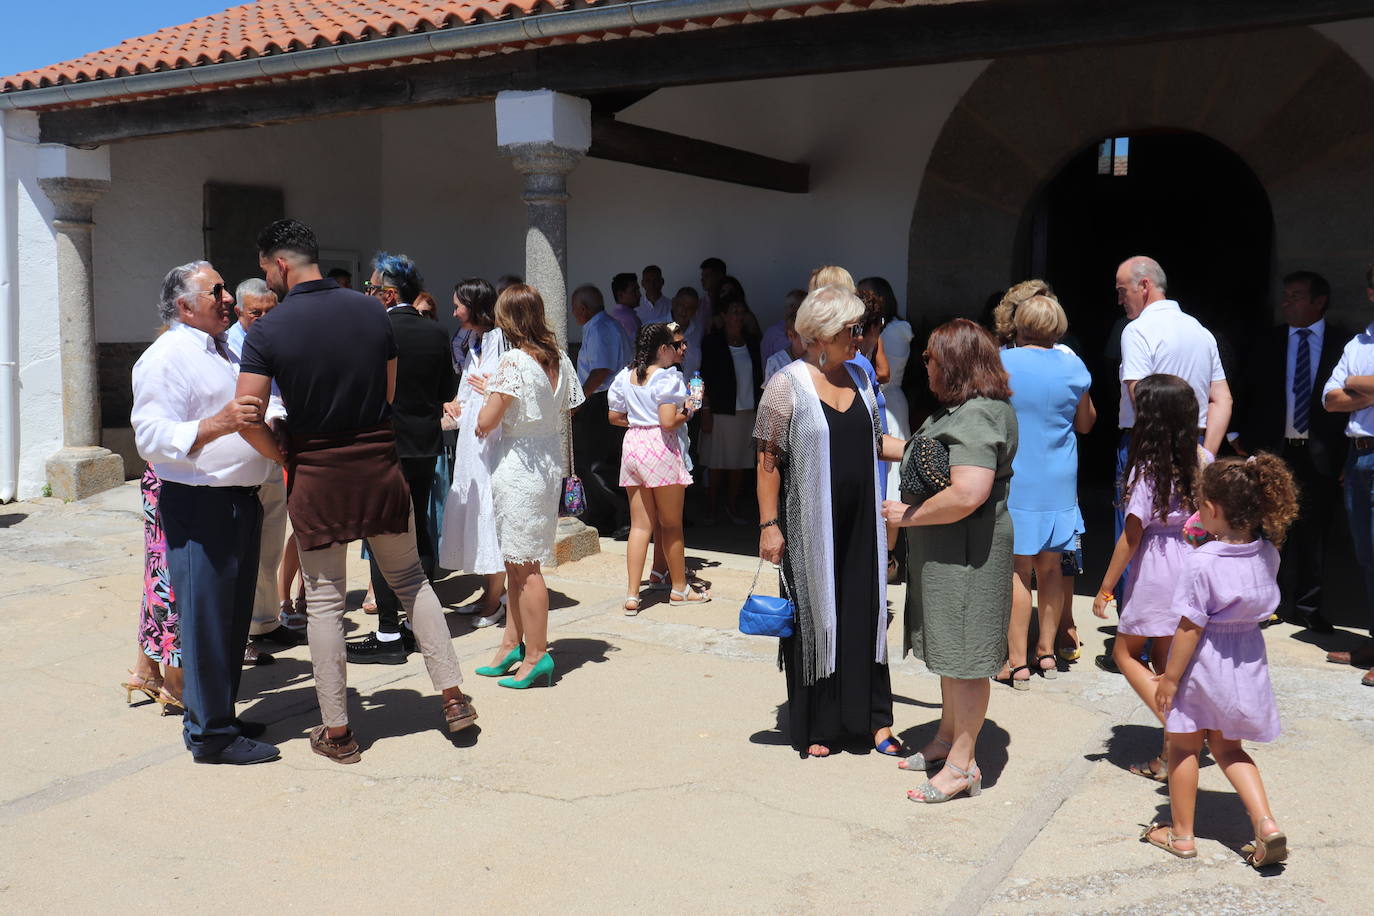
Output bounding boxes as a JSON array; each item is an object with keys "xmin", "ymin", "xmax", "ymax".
[
  {"xmin": 131, "ymin": 260, "xmax": 281, "ymax": 766},
  {"xmin": 224, "ymin": 278, "xmax": 301, "ymax": 653},
  {"xmin": 1322, "ymin": 265, "xmax": 1374, "ymax": 684}
]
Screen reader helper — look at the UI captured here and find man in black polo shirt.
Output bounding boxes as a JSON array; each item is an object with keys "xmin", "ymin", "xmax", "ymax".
[
  {"xmin": 349, "ymin": 252, "xmax": 458, "ymax": 664},
  {"xmin": 237, "ymin": 219, "xmax": 477, "ymax": 764}
]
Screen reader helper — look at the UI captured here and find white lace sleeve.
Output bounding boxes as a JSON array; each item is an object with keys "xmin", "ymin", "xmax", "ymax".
[
  {"xmin": 563, "ymin": 352, "xmax": 586, "ymax": 410},
  {"xmin": 488, "ymin": 350, "xmax": 525, "ymax": 400}
]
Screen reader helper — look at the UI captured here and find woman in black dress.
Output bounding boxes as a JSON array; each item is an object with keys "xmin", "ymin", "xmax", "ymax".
[{"xmin": 755, "ymin": 283, "xmax": 898, "ymax": 757}]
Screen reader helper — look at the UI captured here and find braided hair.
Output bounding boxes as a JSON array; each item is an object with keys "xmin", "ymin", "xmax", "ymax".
[
  {"xmin": 1201, "ymin": 455, "xmax": 1299, "ymax": 547},
  {"xmin": 1121, "ymin": 374, "xmax": 1202, "ymax": 521},
  {"xmin": 632, "ymin": 322, "xmax": 676, "ymax": 383}
]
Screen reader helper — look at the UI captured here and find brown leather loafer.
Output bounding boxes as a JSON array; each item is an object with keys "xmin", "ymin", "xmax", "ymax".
[
  {"xmin": 1326, "ymin": 645, "xmax": 1374, "ymax": 667},
  {"xmin": 310, "ymin": 725, "xmax": 361, "ymax": 764}
]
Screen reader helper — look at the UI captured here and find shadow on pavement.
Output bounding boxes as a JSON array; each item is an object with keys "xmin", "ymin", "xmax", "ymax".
[{"xmin": 547, "ymin": 637, "xmax": 614, "ymax": 685}]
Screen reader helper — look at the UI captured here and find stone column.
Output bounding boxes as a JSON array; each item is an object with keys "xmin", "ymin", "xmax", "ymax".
[
  {"xmin": 496, "ymin": 91, "xmax": 597, "ymax": 564},
  {"xmin": 39, "ymin": 176, "xmax": 123, "ymax": 500},
  {"xmin": 503, "ymin": 143, "xmax": 582, "ymax": 349}
]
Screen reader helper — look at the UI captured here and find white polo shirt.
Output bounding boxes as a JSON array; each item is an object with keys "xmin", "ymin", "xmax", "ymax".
[
  {"xmin": 1118, "ymin": 299, "xmax": 1225, "ymax": 429},
  {"xmin": 1322, "ymin": 323, "xmax": 1374, "ymax": 438}
]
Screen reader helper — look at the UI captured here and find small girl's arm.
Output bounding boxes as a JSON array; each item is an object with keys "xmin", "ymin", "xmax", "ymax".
[
  {"xmin": 1154, "ymin": 619, "xmax": 1203, "ymax": 716},
  {"xmin": 1092, "ymin": 514, "xmax": 1143, "ymax": 617}
]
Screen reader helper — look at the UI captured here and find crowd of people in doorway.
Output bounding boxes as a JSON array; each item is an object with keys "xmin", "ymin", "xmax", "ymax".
[{"xmin": 121, "ymin": 216, "xmax": 1374, "ymax": 866}]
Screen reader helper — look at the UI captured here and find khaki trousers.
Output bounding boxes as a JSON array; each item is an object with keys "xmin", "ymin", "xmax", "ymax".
[
  {"xmin": 249, "ymin": 473, "xmax": 288, "ymax": 636},
  {"xmin": 299, "ymin": 508, "xmax": 463, "ymax": 727}
]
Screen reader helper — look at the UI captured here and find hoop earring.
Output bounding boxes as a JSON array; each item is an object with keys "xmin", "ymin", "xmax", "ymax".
[{"xmin": 818, "ymin": 350, "xmax": 827, "ymax": 368}]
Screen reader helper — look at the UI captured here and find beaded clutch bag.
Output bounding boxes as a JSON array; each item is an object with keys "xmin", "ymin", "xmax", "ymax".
[{"xmin": 899, "ymin": 435, "xmax": 952, "ymax": 505}]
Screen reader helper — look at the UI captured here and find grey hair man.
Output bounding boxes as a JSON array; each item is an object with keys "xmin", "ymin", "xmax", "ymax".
[
  {"xmin": 132, "ymin": 260, "xmax": 280, "ymax": 765},
  {"xmin": 225, "ymin": 277, "xmax": 278, "ymax": 361}
]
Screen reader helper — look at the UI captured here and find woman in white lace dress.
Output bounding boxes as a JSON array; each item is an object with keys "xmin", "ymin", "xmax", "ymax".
[
  {"xmin": 439, "ymin": 278, "xmax": 509, "ymax": 628},
  {"xmin": 475, "ymin": 284, "xmax": 584, "ymax": 689}
]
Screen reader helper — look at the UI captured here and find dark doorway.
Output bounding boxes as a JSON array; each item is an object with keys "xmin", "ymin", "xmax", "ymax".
[{"xmin": 1020, "ymin": 131, "xmax": 1274, "ymax": 485}]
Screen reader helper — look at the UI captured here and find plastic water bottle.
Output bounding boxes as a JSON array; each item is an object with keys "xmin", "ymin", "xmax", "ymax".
[{"xmin": 687, "ymin": 371, "xmax": 704, "ymax": 411}]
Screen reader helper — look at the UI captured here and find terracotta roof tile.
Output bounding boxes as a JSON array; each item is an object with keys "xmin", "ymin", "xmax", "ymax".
[{"xmin": 2, "ymin": 0, "xmax": 899, "ymax": 99}]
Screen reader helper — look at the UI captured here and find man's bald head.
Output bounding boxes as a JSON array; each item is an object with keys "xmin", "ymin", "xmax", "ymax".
[{"xmin": 1115, "ymin": 255, "xmax": 1168, "ymax": 320}]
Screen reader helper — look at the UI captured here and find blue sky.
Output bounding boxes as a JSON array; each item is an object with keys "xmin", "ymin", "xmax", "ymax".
[{"xmin": 1, "ymin": 2, "xmax": 234, "ymax": 76}]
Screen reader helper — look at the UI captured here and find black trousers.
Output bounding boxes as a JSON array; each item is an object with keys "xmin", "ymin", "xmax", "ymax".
[
  {"xmin": 1277, "ymin": 443, "xmax": 1339, "ymax": 623},
  {"xmin": 369, "ymin": 455, "xmax": 437, "ymax": 634},
  {"xmin": 159, "ymin": 481, "xmax": 263, "ymax": 756},
  {"xmin": 573, "ymin": 390, "xmax": 628, "ymax": 534}
]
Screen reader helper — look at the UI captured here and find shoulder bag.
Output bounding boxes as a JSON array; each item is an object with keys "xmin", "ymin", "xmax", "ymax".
[
  {"xmin": 899, "ymin": 435, "xmax": 952, "ymax": 505},
  {"xmin": 739, "ymin": 558, "xmax": 795, "ymax": 638}
]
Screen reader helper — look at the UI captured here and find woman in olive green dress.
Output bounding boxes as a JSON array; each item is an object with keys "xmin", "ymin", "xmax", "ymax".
[{"xmin": 883, "ymin": 318, "xmax": 1018, "ymax": 803}]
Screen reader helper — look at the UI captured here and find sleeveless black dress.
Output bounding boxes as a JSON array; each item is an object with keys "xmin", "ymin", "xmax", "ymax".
[{"xmin": 779, "ymin": 393, "xmax": 893, "ymax": 752}]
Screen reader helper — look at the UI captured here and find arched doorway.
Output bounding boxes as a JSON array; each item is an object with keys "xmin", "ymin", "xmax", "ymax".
[{"xmin": 1019, "ymin": 130, "xmax": 1274, "ymax": 483}]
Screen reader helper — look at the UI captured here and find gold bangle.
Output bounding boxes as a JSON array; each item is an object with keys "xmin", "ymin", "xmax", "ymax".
[{"xmin": 1097, "ymin": 590, "xmax": 1114, "ymax": 601}]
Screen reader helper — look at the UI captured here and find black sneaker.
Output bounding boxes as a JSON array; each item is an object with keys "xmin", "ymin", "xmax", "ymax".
[
  {"xmin": 345, "ymin": 632, "xmax": 408, "ymax": 665},
  {"xmin": 252, "ymin": 625, "xmax": 303, "ymax": 649}
]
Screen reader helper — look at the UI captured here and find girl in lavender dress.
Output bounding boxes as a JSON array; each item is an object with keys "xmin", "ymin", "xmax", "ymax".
[
  {"xmin": 1144, "ymin": 455, "xmax": 1298, "ymax": 867},
  {"xmin": 1092, "ymin": 374, "xmax": 1211, "ymax": 780}
]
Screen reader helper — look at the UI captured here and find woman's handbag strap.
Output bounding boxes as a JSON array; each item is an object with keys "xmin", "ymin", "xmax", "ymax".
[{"xmin": 748, "ymin": 557, "xmax": 791, "ymax": 599}]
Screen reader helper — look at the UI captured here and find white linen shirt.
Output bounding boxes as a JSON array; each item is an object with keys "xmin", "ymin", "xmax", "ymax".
[
  {"xmin": 132, "ymin": 321, "xmax": 275, "ymax": 487},
  {"xmin": 1322, "ymin": 322, "xmax": 1374, "ymax": 438},
  {"xmin": 1118, "ymin": 299, "xmax": 1225, "ymax": 429},
  {"xmin": 1285, "ymin": 318, "xmax": 1325, "ymax": 439},
  {"xmin": 638, "ymin": 294, "xmax": 672, "ymax": 326}
]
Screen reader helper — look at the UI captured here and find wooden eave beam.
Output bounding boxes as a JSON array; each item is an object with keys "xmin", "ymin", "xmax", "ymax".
[
  {"xmin": 588, "ymin": 114, "xmax": 807, "ymax": 193},
  {"xmin": 35, "ymin": 0, "xmax": 1374, "ymax": 147}
]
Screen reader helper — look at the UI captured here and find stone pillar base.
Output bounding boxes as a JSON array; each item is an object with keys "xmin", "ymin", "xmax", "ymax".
[
  {"xmin": 45, "ymin": 446, "xmax": 125, "ymax": 501},
  {"xmin": 549, "ymin": 516, "xmax": 600, "ymax": 567}
]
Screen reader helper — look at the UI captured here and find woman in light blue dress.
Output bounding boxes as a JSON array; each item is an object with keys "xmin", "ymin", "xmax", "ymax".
[{"xmin": 997, "ymin": 294, "xmax": 1095, "ymax": 687}]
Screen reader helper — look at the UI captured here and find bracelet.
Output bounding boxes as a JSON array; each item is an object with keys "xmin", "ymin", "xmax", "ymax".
[
  {"xmin": 1097, "ymin": 590, "xmax": 1114, "ymax": 601},
  {"xmin": 759, "ymin": 519, "xmax": 779, "ymax": 530}
]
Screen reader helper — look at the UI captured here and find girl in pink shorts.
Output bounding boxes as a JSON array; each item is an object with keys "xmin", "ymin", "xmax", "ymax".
[{"xmin": 609, "ymin": 322, "xmax": 711, "ymax": 614}]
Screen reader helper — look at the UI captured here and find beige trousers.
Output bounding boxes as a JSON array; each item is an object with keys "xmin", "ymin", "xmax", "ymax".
[
  {"xmin": 298, "ymin": 508, "xmax": 463, "ymax": 727},
  {"xmin": 249, "ymin": 473, "xmax": 288, "ymax": 636}
]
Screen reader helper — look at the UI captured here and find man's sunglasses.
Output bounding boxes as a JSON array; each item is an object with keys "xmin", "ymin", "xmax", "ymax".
[
  {"xmin": 185, "ymin": 283, "xmax": 225, "ymax": 302},
  {"xmin": 363, "ymin": 281, "xmax": 397, "ymax": 295}
]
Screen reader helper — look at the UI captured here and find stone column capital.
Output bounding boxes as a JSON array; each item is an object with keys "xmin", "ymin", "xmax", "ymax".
[
  {"xmin": 37, "ymin": 176, "xmax": 111, "ymax": 225},
  {"xmin": 501, "ymin": 142, "xmax": 585, "ymax": 204}
]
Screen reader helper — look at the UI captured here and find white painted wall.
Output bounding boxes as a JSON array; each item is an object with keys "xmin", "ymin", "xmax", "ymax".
[{"xmin": 95, "ymin": 114, "xmax": 386, "ymax": 343}]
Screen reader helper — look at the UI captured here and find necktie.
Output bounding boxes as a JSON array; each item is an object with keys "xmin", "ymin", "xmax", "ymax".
[{"xmin": 1292, "ymin": 328, "xmax": 1312, "ymax": 435}]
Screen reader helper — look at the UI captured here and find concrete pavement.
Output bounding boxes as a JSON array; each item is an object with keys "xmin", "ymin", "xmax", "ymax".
[{"xmin": 0, "ymin": 482, "xmax": 1371, "ymax": 914}]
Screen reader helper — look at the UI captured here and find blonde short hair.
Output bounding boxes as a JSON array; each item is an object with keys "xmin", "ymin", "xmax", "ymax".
[
  {"xmin": 1013, "ymin": 294, "xmax": 1068, "ymax": 343},
  {"xmin": 807, "ymin": 265, "xmax": 855, "ymax": 293},
  {"xmin": 992, "ymin": 279, "xmax": 1053, "ymax": 344},
  {"xmin": 795, "ymin": 285, "xmax": 865, "ymax": 345}
]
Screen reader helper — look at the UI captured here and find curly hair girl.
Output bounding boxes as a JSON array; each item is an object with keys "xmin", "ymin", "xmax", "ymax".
[
  {"xmin": 631, "ymin": 322, "xmax": 676, "ymax": 383},
  {"xmin": 1122, "ymin": 374, "xmax": 1203, "ymax": 522},
  {"xmin": 1200, "ymin": 456, "xmax": 1299, "ymax": 548}
]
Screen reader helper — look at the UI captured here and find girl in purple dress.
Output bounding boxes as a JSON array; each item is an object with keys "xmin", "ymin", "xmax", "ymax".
[
  {"xmin": 1092, "ymin": 375, "xmax": 1210, "ymax": 780},
  {"xmin": 1144, "ymin": 455, "xmax": 1298, "ymax": 867}
]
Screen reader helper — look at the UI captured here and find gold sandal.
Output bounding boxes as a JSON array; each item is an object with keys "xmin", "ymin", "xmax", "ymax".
[
  {"xmin": 1140, "ymin": 822, "xmax": 1197, "ymax": 859},
  {"xmin": 1242, "ymin": 816, "xmax": 1288, "ymax": 867},
  {"xmin": 120, "ymin": 670, "xmax": 162, "ymax": 705}
]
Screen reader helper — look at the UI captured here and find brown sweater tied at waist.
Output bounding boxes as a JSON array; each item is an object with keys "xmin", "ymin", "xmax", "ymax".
[{"xmin": 286, "ymin": 422, "xmax": 411, "ymax": 551}]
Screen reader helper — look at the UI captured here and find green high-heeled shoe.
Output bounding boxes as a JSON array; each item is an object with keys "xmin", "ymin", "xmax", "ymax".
[
  {"xmin": 475, "ymin": 643, "xmax": 525, "ymax": 677},
  {"xmin": 498, "ymin": 652, "xmax": 554, "ymax": 689}
]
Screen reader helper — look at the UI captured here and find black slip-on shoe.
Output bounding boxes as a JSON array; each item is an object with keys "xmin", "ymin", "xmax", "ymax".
[
  {"xmin": 252, "ymin": 625, "xmax": 304, "ymax": 649},
  {"xmin": 345, "ymin": 632, "xmax": 408, "ymax": 665}
]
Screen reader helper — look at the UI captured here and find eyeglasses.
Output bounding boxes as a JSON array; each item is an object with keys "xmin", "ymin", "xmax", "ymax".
[
  {"xmin": 847, "ymin": 324, "xmax": 865, "ymax": 339},
  {"xmin": 670, "ymin": 340, "xmax": 688, "ymax": 351},
  {"xmin": 363, "ymin": 281, "xmax": 397, "ymax": 296},
  {"xmin": 186, "ymin": 283, "xmax": 225, "ymax": 301},
  {"xmin": 921, "ymin": 351, "xmax": 933, "ymax": 366}
]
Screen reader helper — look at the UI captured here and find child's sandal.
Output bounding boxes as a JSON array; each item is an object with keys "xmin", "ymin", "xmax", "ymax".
[
  {"xmin": 623, "ymin": 596, "xmax": 641, "ymax": 616},
  {"xmin": 669, "ymin": 584, "xmax": 711, "ymax": 605},
  {"xmin": 1140, "ymin": 822, "xmax": 1197, "ymax": 859},
  {"xmin": 1243, "ymin": 816, "xmax": 1288, "ymax": 867}
]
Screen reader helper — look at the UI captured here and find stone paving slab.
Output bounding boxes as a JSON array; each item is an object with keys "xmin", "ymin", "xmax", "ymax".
[{"xmin": 1, "ymin": 482, "xmax": 1372, "ymax": 913}]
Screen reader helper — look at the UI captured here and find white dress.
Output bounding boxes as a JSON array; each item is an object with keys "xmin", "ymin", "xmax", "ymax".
[
  {"xmin": 880, "ymin": 319, "xmax": 915, "ymax": 496},
  {"xmin": 488, "ymin": 347, "xmax": 585, "ymax": 565},
  {"xmin": 439, "ymin": 329, "xmax": 508, "ymax": 575}
]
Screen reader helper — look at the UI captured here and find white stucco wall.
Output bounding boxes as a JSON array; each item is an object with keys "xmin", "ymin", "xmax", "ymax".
[{"xmin": 5, "ymin": 111, "xmax": 65, "ymax": 499}]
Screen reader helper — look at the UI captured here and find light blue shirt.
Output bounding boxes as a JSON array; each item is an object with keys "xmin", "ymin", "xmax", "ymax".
[
  {"xmin": 577, "ymin": 310, "xmax": 632, "ymax": 394},
  {"xmin": 224, "ymin": 320, "xmax": 248, "ymax": 359},
  {"xmin": 1322, "ymin": 322, "xmax": 1374, "ymax": 438}
]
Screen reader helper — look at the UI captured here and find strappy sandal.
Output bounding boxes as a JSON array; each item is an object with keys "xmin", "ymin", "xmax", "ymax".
[
  {"xmin": 670, "ymin": 583, "xmax": 711, "ymax": 605},
  {"xmin": 874, "ymin": 736, "xmax": 904, "ymax": 756},
  {"xmin": 121, "ymin": 670, "xmax": 162, "ymax": 705},
  {"xmin": 995, "ymin": 664, "xmax": 1031, "ymax": 691},
  {"xmin": 898, "ymin": 737, "xmax": 951, "ymax": 771},
  {"xmin": 623, "ymin": 596, "xmax": 641, "ymax": 616},
  {"xmin": 1129, "ymin": 755, "xmax": 1168, "ymax": 782},
  {"xmin": 442, "ymin": 695, "xmax": 479, "ymax": 733},
  {"xmin": 646, "ymin": 569, "xmax": 671, "ymax": 592},
  {"xmin": 1241, "ymin": 816, "xmax": 1288, "ymax": 867},
  {"xmin": 155, "ymin": 688, "xmax": 185, "ymax": 717},
  {"xmin": 1035, "ymin": 653, "xmax": 1059, "ymax": 679},
  {"xmin": 908, "ymin": 761, "xmax": 981, "ymax": 803},
  {"xmin": 1140, "ymin": 822, "xmax": 1197, "ymax": 859}
]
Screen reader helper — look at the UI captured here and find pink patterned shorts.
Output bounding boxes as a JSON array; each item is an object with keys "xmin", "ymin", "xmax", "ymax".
[{"xmin": 620, "ymin": 426, "xmax": 694, "ymax": 488}]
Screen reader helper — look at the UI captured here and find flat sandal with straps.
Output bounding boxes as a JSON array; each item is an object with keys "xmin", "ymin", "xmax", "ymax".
[
  {"xmin": 1140, "ymin": 822, "xmax": 1197, "ymax": 859},
  {"xmin": 670, "ymin": 583, "xmax": 710, "ymax": 604}
]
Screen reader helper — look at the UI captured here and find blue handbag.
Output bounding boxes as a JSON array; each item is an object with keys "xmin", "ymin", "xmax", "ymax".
[{"xmin": 738, "ymin": 559, "xmax": 795, "ymax": 638}]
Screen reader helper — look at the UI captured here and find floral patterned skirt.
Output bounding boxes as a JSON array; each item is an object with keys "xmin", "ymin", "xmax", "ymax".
[{"xmin": 138, "ymin": 465, "xmax": 180, "ymax": 666}]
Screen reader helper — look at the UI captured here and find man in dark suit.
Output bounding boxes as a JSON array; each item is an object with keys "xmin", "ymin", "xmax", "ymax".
[
  {"xmin": 348, "ymin": 252, "xmax": 458, "ymax": 664},
  {"xmin": 1235, "ymin": 270, "xmax": 1346, "ymax": 632}
]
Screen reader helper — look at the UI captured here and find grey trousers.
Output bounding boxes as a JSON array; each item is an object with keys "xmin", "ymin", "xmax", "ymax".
[
  {"xmin": 249, "ymin": 473, "xmax": 288, "ymax": 636},
  {"xmin": 299, "ymin": 508, "xmax": 463, "ymax": 727}
]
